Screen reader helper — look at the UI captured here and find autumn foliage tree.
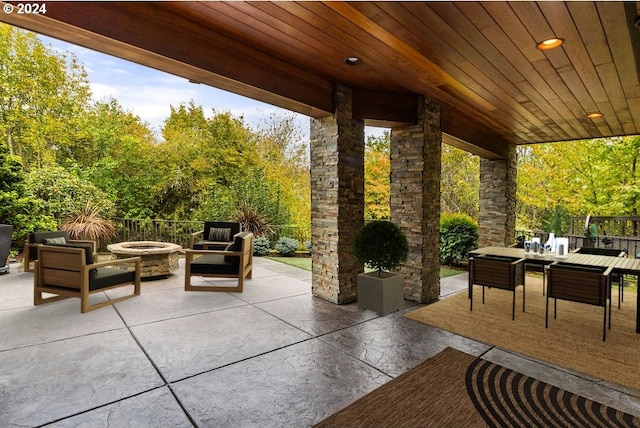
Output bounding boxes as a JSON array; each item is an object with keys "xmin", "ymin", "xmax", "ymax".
[
  {"xmin": 516, "ymin": 136, "xmax": 640, "ymax": 230},
  {"xmin": 364, "ymin": 132, "xmax": 391, "ymax": 219}
]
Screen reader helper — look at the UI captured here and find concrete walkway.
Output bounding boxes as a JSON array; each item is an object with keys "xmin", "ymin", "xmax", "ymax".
[{"xmin": 0, "ymin": 258, "xmax": 638, "ymax": 427}]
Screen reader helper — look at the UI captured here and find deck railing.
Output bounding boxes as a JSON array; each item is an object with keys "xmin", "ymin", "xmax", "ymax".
[{"xmin": 517, "ymin": 216, "xmax": 640, "ymax": 257}]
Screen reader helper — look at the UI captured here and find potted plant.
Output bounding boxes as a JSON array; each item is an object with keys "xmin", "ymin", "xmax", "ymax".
[{"xmin": 353, "ymin": 220, "xmax": 409, "ymax": 316}]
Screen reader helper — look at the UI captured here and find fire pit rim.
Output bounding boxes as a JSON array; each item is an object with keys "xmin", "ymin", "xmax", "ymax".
[{"xmin": 107, "ymin": 241, "xmax": 182, "ymax": 256}]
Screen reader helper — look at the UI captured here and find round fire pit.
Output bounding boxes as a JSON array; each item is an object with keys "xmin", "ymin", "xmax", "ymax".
[{"xmin": 107, "ymin": 241, "xmax": 182, "ymax": 279}]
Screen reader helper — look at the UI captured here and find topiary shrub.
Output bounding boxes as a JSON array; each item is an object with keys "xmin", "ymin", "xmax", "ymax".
[
  {"xmin": 253, "ymin": 237, "xmax": 271, "ymax": 256},
  {"xmin": 275, "ymin": 237, "xmax": 299, "ymax": 256},
  {"xmin": 353, "ymin": 220, "xmax": 408, "ymax": 276},
  {"xmin": 440, "ymin": 213, "xmax": 478, "ymax": 266}
]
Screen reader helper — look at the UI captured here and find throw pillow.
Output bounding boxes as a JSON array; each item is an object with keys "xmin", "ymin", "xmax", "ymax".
[
  {"xmin": 44, "ymin": 237, "xmax": 67, "ymax": 245},
  {"xmin": 209, "ymin": 227, "xmax": 231, "ymax": 242}
]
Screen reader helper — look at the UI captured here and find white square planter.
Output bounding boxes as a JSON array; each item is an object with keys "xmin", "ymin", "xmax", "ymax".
[{"xmin": 357, "ymin": 271, "xmax": 405, "ymax": 316}]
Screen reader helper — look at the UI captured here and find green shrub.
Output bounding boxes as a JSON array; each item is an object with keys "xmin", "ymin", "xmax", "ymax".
[
  {"xmin": 304, "ymin": 240, "xmax": 312, "ymax": 254},
  {"xmin": 0, "ymin": 147, "xmax": 57, "ymax": 246},
  {"xmin": 253, "ymin": 237, "xmax": 271, "ymax": 256},
  {"xmin": 440, "ymin": 213, "xmax": 478, "ymax": 266},
  {"xmin": 353, "ymin": 220, "xmax": 408, "ymax": 276},
  {"xmin": 275, "ymin": 237, "xmax": 299, "ymax": 256}
]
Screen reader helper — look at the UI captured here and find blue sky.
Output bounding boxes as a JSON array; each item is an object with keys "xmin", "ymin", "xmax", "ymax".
[
  {"xmin": 40, "ymin": 35, "xmax": 308, "ymax": 140},
  {"xmin": 40, "ymin": 35, "xmax": 386, "ymax": 141}
]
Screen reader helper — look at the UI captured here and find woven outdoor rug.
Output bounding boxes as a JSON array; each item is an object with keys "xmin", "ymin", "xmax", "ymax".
[
  {"xmin": 405, "ymin": 277, "xmax": 640, "ymax": 392},
  {"xmin": 314, "ymin": 347, "xmax": 640, "ymax": 428}
]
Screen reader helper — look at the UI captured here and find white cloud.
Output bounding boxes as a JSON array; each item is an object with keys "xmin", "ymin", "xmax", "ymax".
[{"xmin": 90, "ymin": 82, "xmax": 122, "ymax": 100}]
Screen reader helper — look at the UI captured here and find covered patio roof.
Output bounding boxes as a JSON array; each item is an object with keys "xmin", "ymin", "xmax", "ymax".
[{"xmin": 2, "ymin": 1, "xmax": 640, "ymax": 158}]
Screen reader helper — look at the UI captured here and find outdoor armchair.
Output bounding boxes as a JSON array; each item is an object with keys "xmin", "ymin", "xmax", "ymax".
[
  {"xmin": 23, "ymin": 231, "xmax": 96, "ymax": 273},
  {"xmin": 34, "ymin": 243, "xmax": 141, "ymax": 313},
  {"xmin": 469, "ymin": 254, "xmax": 526, "ymax": 320},
  {"xmin": 185, "ymin": 231, "xmax": 253, "ymax": 292},
  {"xmin": 189, "ymin": 221, "xmax": 242, "ymax": 251},
  {"xmin": 546, "ymin": 262, "xmax": 612, "ymax": 341}
]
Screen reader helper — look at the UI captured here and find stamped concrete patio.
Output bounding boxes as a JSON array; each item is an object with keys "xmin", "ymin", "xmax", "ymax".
[{"xmin": 1, "ymin": 257, "xmax": 639, "ymax": 427}]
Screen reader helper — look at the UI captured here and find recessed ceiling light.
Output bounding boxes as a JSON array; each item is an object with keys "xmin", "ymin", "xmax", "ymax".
[
  {"xmin": 345, "ymin": 57, "xmax": 360, "ymax": 65},
  {"xmin": 536, "ymin": 38, "xmax": 564, "ymax": 50},
  {"xmin": 587, "ymin": 112, "xmax": 604, "ymax": 119}
]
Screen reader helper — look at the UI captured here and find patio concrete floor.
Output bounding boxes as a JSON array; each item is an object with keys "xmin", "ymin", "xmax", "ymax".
[{"xmin": 1, "ymin": 256, "xmax": 640, "ymax": 427}]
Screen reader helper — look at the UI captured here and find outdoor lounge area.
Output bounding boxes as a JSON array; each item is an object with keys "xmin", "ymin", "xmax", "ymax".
[{"xmin": 2, "ymin": 257, "xmax": 640, "ymax": 426}]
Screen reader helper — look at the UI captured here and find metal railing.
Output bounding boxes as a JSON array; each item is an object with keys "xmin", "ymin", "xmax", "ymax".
[
  {"xmin": 106, "ymin": 218, "xmax": 202, "ymax": 249},
  {"xmin": 104, "ymin": 218, "xmax": 311, "ymax": 250},
  {"xmin": 516, "ymin": 216, "xmax": 640, "ymax": 257}
]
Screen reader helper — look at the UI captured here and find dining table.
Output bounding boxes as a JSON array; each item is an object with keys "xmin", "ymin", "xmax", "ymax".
[{"xmin": 469, "ymin": 246, "xmax": 640, "ymax": 333}]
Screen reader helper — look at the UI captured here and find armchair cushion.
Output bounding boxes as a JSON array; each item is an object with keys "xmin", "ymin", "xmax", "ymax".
[
  {"xmin": 29, "ymin": 231, "xmax": 70, "ymax": 244},
  {"xmin": 190, "ymin": 254, "xmax": 239, "ymax": 275},
  {"xmin": 28, "ymin": 231, "xmax": 71, "ymax": 260},
  {"xmin": 91, "ymin": 268, "xmax": 137, "ymax": 291}
]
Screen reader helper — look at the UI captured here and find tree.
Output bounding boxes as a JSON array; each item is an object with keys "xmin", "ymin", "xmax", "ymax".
[
  {"xmin": 73, "ymin": 100, "xmax": 162, "ymax": 218},
  {"xmin": 441, "ymin": 144, "xmax": 479, "ymax": 218},
  {"xmin": 253, "ymin": 111, "xmax": 309, "ymax": 226},
  {"xmin": 0, "ymin": 24, "xmax": 90, "ymax": 169},
  {"xmin": 157, "ymin": 103, "xmax": 260, "ymax": 219},
  {"xmin": 517, "ymin": 136, "xmax": 640, "ymax": 230},
  {"xmin": 364, "ymin": 132, "xmax": 390, "ymax": 219}
]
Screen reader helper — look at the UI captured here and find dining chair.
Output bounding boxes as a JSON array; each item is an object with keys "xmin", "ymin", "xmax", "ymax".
[
  {"xmin": 545, "ymin": 262, "xmax": 612, "ymax": 341},
  {"xmin": 573, "ymin": 247, "xmax": 626, "ymax": 308},
  {"xmin": 469, "ymin": 255, "xmax": 526, "ymax": 320}
]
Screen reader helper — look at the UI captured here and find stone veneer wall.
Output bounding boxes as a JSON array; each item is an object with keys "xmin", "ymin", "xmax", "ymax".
[
  {"xmin": 310, "ymin": 85, "xmax": 364, "ymax": 304},
  {"xmin": 478, "ymin": 145, "xmax": 517, "ymax": 247},
  {"xmin": 390, "ymin": 98, "xmax": 441, "ymax": 303}
]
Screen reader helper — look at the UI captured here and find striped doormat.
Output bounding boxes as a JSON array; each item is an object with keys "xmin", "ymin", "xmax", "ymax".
[{"xmin": 314, "ymin": 347, "xmax": 639, "ymax": 427}]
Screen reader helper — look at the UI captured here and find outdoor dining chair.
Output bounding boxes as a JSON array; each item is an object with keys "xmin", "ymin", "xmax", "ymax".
[
  {"xmin": 573, "ymin": 247, "xmax": 626, "ymax": 308},
  {"xmin": 546, "ymin": 262, "xmax": 612, "ymax": 341},
  {"xmin": 469, "ymin": 255, "xmax": 526, "ymax": 320}
]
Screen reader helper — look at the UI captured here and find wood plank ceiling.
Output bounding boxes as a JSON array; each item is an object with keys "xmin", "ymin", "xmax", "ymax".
[{"xmin": 2, "ymin": 1, "xmax": 640, "ymax": 158}]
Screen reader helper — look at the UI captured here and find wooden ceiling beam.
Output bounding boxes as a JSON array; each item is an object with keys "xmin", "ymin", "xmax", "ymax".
[{"xmin": 0, "ymin": 2, "xmax": 336, "ymax": 117}]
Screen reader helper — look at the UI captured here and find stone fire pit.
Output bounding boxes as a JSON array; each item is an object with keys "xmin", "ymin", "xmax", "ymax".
[{"xmin": 107, "ymin": 241, "xmax": 182, "ymax": 279}]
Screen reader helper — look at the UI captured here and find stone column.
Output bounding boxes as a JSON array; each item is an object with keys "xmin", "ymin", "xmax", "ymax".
[
  {"xmin": 390, "ymin": 98, "xmax": 441, "ymax": 303},
  {"xmin": 310, "ymin": 85, "xmax": 364, "ymax": 304},
  {"xmin": 478, "ymin": 145, "xmax": 517, "ymax": 247}
]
